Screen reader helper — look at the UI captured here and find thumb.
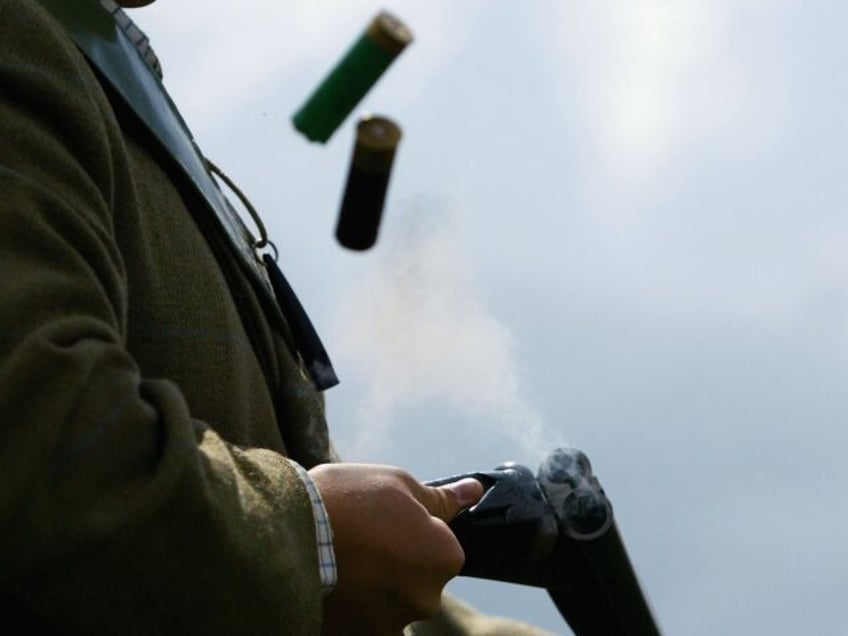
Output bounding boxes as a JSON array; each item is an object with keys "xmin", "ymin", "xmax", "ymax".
[{"xmin": 419, "ymin": 478, "xmax": 484, "ymax": 522}]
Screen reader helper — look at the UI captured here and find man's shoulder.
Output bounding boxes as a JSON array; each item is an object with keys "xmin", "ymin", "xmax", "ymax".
[
  {"xmin": 0, "ymin": 1, "xmax": 93, "ymax": 76},
  {"xmin": 1, "ymin": 0, "xmax": 69, "ymax": 39},
  {"xmin": 0, "ymin": 0, "xmax": 131, "ymax": 237}
]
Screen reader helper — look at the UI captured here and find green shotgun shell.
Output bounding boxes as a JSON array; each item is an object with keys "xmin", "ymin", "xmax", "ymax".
[
  {"xmin": 335, "ymin": 115, "xmax": 402, "ymax": 250},
  {"xmin": 292, "ymin": 11, "xmax": 413, "ymax": 143}
]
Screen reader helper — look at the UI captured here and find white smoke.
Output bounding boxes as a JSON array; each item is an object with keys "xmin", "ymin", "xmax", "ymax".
[{"xmin": 330, "ymin": 200, "xmax": 564, "ymax": 460}]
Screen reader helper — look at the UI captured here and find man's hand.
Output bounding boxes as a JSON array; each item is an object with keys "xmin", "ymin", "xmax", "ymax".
[{"xmin": 308, "ymin": 463, "xmax": 484, "ymax": 635}]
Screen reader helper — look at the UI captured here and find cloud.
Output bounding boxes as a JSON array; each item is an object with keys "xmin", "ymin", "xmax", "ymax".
[{"xmin": 549, "ymin": 0, "xmax": 790, "ymax": 182}]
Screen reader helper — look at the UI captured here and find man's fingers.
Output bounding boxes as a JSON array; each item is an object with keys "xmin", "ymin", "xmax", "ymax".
[{"xmin": 419, "ymin": 478, "xmax": 484, "ymax": 522}]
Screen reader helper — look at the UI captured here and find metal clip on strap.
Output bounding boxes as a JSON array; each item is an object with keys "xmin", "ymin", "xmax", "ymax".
[{"xmin": 262, "ymin": 254, "xmax": 339, "ymax": 391}]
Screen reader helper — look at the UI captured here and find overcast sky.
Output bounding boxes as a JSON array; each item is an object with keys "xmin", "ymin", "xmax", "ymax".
[{"xmin": 137, "ymin": 1, "xmax": 848, "ymax": 633}]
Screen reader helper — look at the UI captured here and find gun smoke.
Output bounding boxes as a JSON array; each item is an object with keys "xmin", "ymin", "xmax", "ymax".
[{"xmin": 330, "ymin": 200, "xmax": 566, "ymax": 462}]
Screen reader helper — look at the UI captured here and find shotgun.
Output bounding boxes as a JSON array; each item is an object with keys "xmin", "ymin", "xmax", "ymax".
[{"xmin": 428, "ymin": 448, "xmax": 661, "ymax": 635}]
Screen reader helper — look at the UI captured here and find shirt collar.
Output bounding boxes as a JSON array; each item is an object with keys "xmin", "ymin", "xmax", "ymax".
[{"xmin": 98, "ymin": 0, "xmax": 163, "ymax": 79}]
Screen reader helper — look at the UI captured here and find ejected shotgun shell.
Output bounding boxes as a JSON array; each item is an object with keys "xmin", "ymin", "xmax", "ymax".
[
  {"xmin": 292, "ymin": 11, "xmax": 413, "ymax": 143},
  {"xmin": 335, "ymin": 116, "xmax": 401, "ymax": 251}
]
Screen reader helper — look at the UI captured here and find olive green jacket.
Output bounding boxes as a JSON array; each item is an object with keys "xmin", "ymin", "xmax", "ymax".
[{"xmin": 0, "ymin": 2, "xmax": 551, "ymax": 634}]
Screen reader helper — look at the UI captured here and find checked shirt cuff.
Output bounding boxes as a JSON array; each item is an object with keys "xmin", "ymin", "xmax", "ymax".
[{"xmin": 291, "ymin": 462, "xmax": 337, "ymax": 593}]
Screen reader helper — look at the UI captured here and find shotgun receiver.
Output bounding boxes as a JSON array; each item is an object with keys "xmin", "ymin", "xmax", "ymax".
[{"xmin": 428, "ymin": 448, "xmax": 661, "ymax": 635}]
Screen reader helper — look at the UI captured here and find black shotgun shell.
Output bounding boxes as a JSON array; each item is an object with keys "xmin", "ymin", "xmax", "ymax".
[{"xmin": 335, "ymin": 115, "xmax": 402, "ymax": 251}]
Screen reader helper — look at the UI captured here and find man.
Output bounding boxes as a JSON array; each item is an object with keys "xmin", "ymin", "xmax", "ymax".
[{"xmin": 0, "ymin": 0, "xmax": 552, "ymax": 633}]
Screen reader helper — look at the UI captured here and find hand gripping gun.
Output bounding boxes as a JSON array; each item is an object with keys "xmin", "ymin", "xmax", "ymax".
[{"xmin": 428, "ymin": 448, "xmax": 661, "ymax": 635}]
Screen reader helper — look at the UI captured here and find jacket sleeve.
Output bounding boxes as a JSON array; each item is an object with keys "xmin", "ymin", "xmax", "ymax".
[
  {"xmin": 0, "ymin": 2, "xmax": 323, "ymax": 633},
  {"xmin": 407, "ymin": 595, "xmax": 557, "ymax": 636}
]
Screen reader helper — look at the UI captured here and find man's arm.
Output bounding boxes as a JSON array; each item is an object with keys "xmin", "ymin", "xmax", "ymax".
[{"xmin": 0, "ymin": 3, "xmax": 324, "ymax": 632}]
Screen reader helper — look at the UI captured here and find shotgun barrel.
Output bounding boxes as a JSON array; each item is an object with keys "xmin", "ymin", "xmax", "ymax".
[{"xmin": 428, "ymin": 448, "xmax": 660, "ymax": 635}]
